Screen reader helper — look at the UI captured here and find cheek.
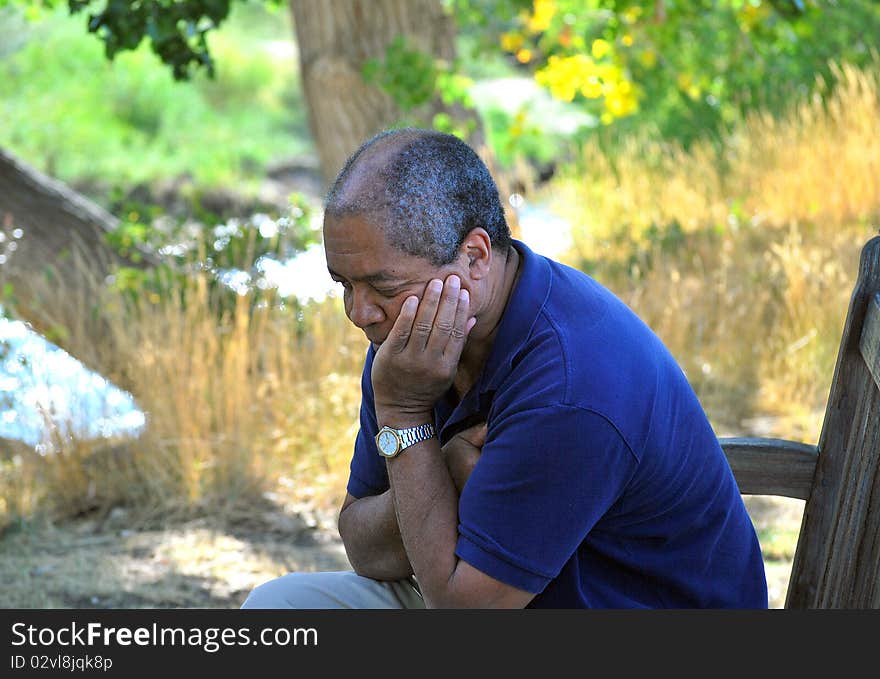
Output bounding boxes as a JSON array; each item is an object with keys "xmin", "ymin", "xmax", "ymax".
[
  {"xmin": 388, "ymin": 289, "xmax": 422, "ymax": 318},
  {"xmin": 373, "ymin": 297, "xmax": 401, "ymax": 326},
  {"xmin": 370, "ymin": 293, "xmax": 413, "ymax": 329}
]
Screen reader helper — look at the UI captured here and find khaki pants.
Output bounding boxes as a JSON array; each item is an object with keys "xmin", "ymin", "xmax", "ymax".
[{"xmin": 240, "ymin": 571, "xmax": 425, "ymax": 609}]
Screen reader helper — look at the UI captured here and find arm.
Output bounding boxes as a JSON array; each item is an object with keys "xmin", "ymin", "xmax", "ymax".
[
  {"xmin": 337, "ymin": 422, "xmax": 487, "ymax": 581},
  {"xmin": 336, "ymin": 345, "xmax": 413, "ymax": 581},
  {"xmin": 371, "ymin": 276, "xmax": 535, "ymax": 608},
  {"xmin": 384, "ymin": 430, "xmax": 533, "ymax": 608},
  {"xmin": 338, "ymin": 490, "xmax": 412, "ymax": 581},
  {"xmin": 443, "ymin": 422, "xmax": 486, "ymax": 494}
]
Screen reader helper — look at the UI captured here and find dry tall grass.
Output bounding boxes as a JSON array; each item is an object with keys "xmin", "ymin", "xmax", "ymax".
[
  {"xmin": 549, "ymin": 60, "xmax": 880, "ymax": 438},
  {"xmin": 0, "ymin": 260, "xmax": 366, "ymax": 529}
]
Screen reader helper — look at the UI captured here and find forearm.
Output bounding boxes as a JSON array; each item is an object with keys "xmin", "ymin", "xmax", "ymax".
[
  {"xmin": 386, "ymin": 437, "xmax": 462, "ymax": 608},
  {"xmin": 337, "ymin": 489, "xmax": 413, "ymax": 581}
]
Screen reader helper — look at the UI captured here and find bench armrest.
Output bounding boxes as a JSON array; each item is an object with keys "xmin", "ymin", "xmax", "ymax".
[{"xmin": 719, "ymin": 437, "xmax": 819, "ymax": 500}]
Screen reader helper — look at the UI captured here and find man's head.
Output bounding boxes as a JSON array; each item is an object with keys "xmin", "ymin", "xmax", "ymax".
[
  {"xmin": 324, "ymin": 128, "xmax": 511, "ymax": 266},
  {"xmin": 323, "ymin": 129, "xmax": 513, "ymax": 346}
]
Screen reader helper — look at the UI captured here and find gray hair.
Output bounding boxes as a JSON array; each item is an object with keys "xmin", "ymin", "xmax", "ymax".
[{"xmin": 324, "ymin": 128, "xmax": 511, "ymax": 266}]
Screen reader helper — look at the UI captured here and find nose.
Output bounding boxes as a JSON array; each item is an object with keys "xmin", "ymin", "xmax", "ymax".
[{"xmin": 347, "ymin": 287, "xmax": 384, "ymax": 329}]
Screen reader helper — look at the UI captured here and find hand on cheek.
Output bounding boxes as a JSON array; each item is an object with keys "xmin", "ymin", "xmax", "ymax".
[{"xmin": 371, "ymin": 274, "xmax": 476, "ymax": 423}]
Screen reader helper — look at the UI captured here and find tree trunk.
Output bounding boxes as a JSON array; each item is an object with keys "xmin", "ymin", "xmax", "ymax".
[
  {"xmin": 289, "ymin": 0, "xmax": 468, "ymax": 186},
  {"xmin": 0, "ymin": 147, "xmax": 156, "ymax": 386},
  {"xmin": 287, "ymin": 0, "xmax": 518, "ymax": 234}
]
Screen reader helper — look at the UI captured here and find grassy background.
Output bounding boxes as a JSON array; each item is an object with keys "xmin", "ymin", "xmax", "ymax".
[
  {"xmin": 549, "ymin": 61, "xmax": 880, "ymax": 440},
  {"xmin": 0, "ymin": 3, "xmax": 312, "ymax": 196}
]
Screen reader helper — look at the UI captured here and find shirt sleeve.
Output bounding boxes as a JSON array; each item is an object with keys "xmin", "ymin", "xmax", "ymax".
[
  {"xmin": 345, "ymin": 345, "xmax": 390, "ymax": 499},
  {"xmin": 455, "ymin": 404, "xmax": 638, "ymax": 594}
]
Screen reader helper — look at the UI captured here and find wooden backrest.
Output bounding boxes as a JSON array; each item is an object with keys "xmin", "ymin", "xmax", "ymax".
[{"xmin": 720, "ymin": 235, "xmax": 880, "ymax": 608}]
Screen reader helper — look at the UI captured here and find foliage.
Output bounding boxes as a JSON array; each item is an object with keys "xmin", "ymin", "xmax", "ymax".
[
  {"xmin": 353, "ymin": 0, "xmax": 880, "ymax": 168},
  {"xmin": 453, "ymin": 0, "xmax": 880, "ymax": 147},
  {"xmin": 0, "ymin": 3, "xmax": 310, "ymax": 189},
  {"xmin": 0, "ymin": 0, "xmax": 250, "ymax": 79},
  {"xmin": 362, "ymin": 35, "xmax": 441, "ymax": 112},
  {"xmin": 103, "ymin": 191, "xmax": 320, "ymax": 319},
  {"xmin": 7, "ymin": 0, "xmax": 878, "ymax": 170},
  {"xmin": 361, "ymin": 35, "xmax": 480, "ymax": 140}
]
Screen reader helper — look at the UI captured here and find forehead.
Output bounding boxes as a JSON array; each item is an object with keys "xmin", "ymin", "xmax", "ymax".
[{"xmin": 323, "ymin": 213, "xmax": 433, "ymax": 282}]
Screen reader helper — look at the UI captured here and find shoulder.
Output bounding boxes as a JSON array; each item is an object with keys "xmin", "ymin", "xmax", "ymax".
[
  {"xmin": 493, "ymin": 259, "xmax": 687, "ymax": 450},
  {"xmin": 495, "ymin": 261, "xmax": 623, "ymax": 408}
]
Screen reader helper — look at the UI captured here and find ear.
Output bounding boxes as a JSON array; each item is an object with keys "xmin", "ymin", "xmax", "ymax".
[{"xmin": 459, "ymin": 228, "xmax": 492, "ymax": 281}]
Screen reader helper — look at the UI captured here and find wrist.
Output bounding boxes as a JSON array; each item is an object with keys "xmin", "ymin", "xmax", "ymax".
[{"xmin": 375, "ymin": 407, "xmax": 434, "ymax": 430}]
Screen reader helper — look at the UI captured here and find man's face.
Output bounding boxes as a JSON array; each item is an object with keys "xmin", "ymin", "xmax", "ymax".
[{"xmin": 324, "ymin": 213, "xmax": 461, "ymax": 346}]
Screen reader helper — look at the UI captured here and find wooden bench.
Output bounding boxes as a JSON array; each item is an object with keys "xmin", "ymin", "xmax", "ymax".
[{"xmin": 719, "ymin": 235, "xmax": 880, "ymax": 608}]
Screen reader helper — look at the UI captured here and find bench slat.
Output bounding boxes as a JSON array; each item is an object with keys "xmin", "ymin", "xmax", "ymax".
[
  {"xmin": 719, "ymin": 437, "xmax": 818, "ymax": 500},
  {"xmin": 860, "ymin": 292, "xmax": 880, "ymax": 391}
]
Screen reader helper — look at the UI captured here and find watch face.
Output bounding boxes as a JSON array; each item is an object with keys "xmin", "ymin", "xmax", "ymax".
[{"xmin": 377, "ymin": 430, "xmax": 399, "ymax": 457}]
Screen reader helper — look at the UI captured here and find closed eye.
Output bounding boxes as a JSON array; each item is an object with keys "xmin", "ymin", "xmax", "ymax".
[
  {"xmin": 372, "ymin": 286, "xmax": 405, "ymax": 298},
  {"xmin": 328, "ymin": 274, "xmax": 406, "ymax": 298}
]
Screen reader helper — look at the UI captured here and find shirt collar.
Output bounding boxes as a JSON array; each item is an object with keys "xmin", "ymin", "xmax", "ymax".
[
  {"xmin": 436, "ymin": 239, "xmax": 552, "ymax": 443},
  {"xmin": 477, "ymin": 238, "xmax": 552, "ymax": 393}
]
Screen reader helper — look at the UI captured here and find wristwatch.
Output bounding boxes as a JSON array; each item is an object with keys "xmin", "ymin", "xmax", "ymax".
[{"xmin": 375, "ymin": 423, "xmax": 436, "ymax": 458}]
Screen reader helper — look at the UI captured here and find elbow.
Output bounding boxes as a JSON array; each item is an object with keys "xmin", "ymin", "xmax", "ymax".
[
  {"xmin": 337, "ymin": 510, "xmax": 365, "ymax": 573},
  {"xmin": 338, "ymin": 512, "xmax": 411, "ymax": 581}
]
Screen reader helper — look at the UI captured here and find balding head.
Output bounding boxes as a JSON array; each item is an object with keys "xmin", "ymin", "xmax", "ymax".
[{"xmin": 324, "ymin": 128, "xmax": 511, "ymax": 266}]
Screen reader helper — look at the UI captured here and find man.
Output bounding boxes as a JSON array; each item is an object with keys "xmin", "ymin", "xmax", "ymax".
[{"xmin": 242, "ymin": 128, "xmax": 768, "ymax": 609}]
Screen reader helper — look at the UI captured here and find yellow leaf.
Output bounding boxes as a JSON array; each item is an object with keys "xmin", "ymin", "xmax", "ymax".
[
  {"xmin": 591, "ymin": 38, "xmax": 611, "ymax": 60},
  {"xmin": 596, "ymin": 62, "xmax": 620, "ymax": 81},
  {"xmin": 581, "ymin": 77, "xmax": 603, "ymax": 99},
  {"xmin": 527, "ymin": 0, "xmax": 557, "ymax": 34},
  {"xmin": 623, "ymin": 7, "xmax": 643, "ymax": 24},
  {"xmin": 500, "ymin": 32, "xmax": 525, "ymax": 53}
]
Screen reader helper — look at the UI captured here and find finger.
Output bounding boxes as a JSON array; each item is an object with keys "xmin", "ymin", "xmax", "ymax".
[
  {"xmin": 472, "ymin": 422, "xmax": 488, "ymax": 447},
  {"xmin": 426, "ymin": 275, "xmax": 462, "ymax": 354},
  {"xmin": 412, "ymin": 278, "xmax": 443, "ymax": 349},
  {"xmin": 456, "ymin": 421, "xmax": 487, "ymax": 448},
  {"xmin": 442, "ymin": 285, "xmax": 472, "ymax": 359},
  {"xmin": 385, "ymin": 295, "xmax": 419, "ymax": 353}
]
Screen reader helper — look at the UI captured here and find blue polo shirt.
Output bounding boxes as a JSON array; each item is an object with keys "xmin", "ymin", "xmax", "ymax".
[{"xmin": 347, "ymin": 240, "xmax": 768, "ymax": 608}]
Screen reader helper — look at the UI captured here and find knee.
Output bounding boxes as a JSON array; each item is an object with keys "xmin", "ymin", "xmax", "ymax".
[
  {"xmin": 240, "ymin": 573, "xmax": 304, "ymax": 609},
  {"xmin": 240, "ymin": 571, "xmax": 353, "ymax": 609}
]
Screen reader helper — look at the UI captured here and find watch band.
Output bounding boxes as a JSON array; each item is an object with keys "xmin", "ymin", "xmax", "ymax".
[{"xmin": 397, "ymin": 423, "xmax": 436, "ymax": 449}]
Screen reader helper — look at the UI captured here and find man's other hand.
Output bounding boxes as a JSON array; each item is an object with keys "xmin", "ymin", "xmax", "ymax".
[{"xmin": 443, "ymin": 422, "xmax": 487, "ymax": 494}]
